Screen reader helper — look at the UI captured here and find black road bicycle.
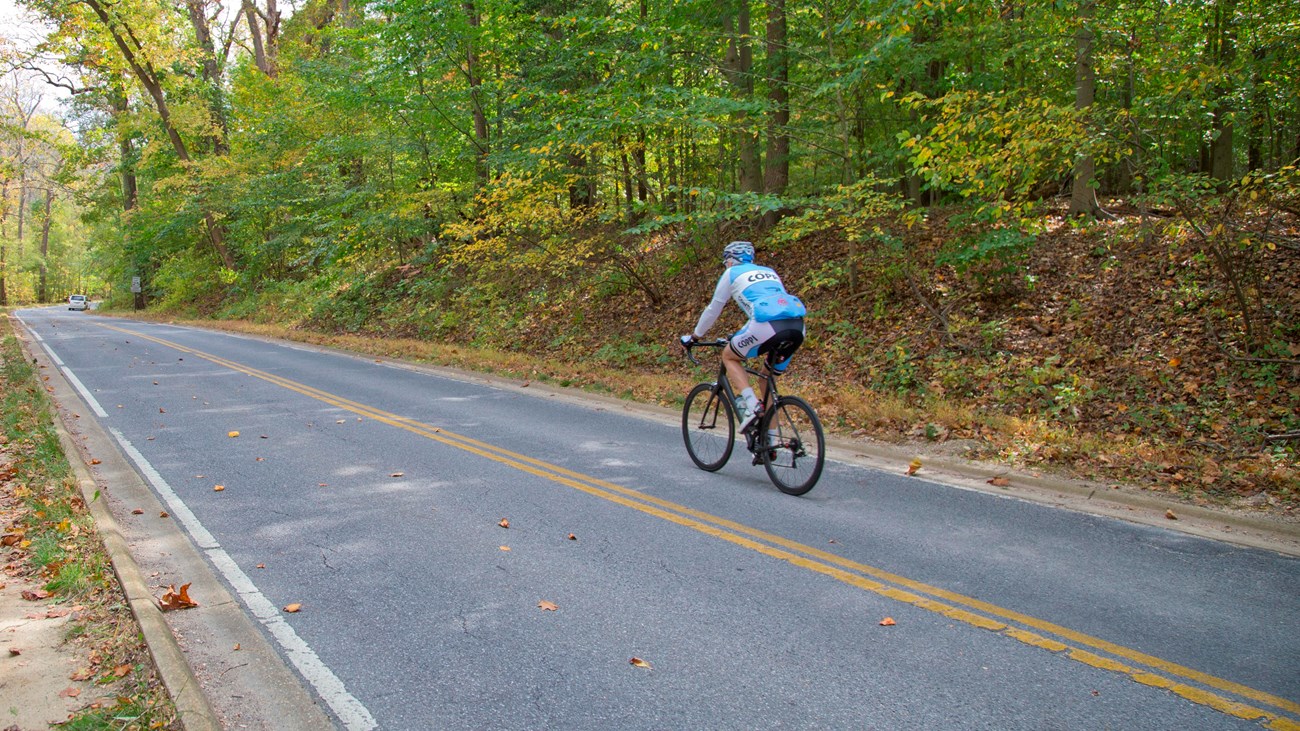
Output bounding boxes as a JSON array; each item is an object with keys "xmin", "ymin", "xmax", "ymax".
[{"xmin": 680, "ymin": 339, "xmax": 825, "ymax": 495}]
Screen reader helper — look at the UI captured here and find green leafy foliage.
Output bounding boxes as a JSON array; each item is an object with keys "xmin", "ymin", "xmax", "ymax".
[{"xmin": 7, "ymin": 0, "xmax": 1298, "ymax": 502}]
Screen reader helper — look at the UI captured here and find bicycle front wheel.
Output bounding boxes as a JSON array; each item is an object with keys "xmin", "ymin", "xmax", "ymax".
[
  {"xmin": 760, "ymin": 396, "xmax": 825, "ymax": 495},
  {"xmin": 682, "ymin": 383, "xmax": 735, "ymax": 471}
]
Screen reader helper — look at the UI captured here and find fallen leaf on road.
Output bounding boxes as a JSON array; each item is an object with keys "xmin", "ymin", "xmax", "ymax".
[
  {"xmin": 234, "ymin": 644, "xmax": 241, "ymax": 651},
  {"xmin": 213, "ymin": 485, "xmax": 225, "ymax": 492},
  {"xmin": 498, "ymin": 518, "xmax": 510, "ymax": 529},
  {"xmin": 9, "ymin": 648, "xmax": 20, "ymax": 656},
  {"xmin": 112, "ymin": 664, "xmax": 131, "ymax": 677},
  {"xmin": 159, "ymin": 408, "xmax": 166, "ymax": 413},
  {"xmin": 228, "ymin": 431, "xmax": 240, "ymax": 438},
  {"xmin": 159, "ymin": 584, "xmax": 197, "ymax": 611},
  {"xmin": 90, "ymin": 459, "xmax": 101, "ymax": 465},
  {"xmin": 59, "ymin": 687, "xmax": 81, "ymax": 698},
  {"xmin": 1165, "ymin": 510, "xmax": 1178, "ymax": 520},
  {"xmin": 500, "ymin": 546, "xmax": 511, "ymax": 552},
  {"xmin": 21, "ymin": 589, "xmax": 50, "ymax": 601},
  {"xmin": 71, "ymin": 668, "xmax": 93, "ymax": 681},
  {"xmin": 131, "ymin": 509, "xmax": 144, "ymax": 515},
  {"xmin": 256, "ymin": 564, "xmax": 265, "ymax": 569},
  {"xmin": 159, "ymin": 511, "xmax": 169, "ymax": 518},
  {"xmin": 988, "ymin": 476, "xmax": 1011, "ymax": 487},
  {"xmin": 390, "ymin": 472, "xmax": 404, "ymax": 477},
  {"xmin": 538, "ymin": 600, "xmax": 558, "ymax": 611},
  {"xmin": 284, "ymin": 603, "xmax": 302, "ymax": 613},
  {"xmin": 567, "ymin": 533, "xmax": 577, "ymax": 541},
  {"xmin": 629, "ymin": 657, "xmax": 652, "ymax": 669},
  {"xmin": 906, "ymin": 458, "xmax": 922, "ymax": 476},
  {"xmin": 880, "ymin": 617, "xmax": 896, "ymax": 626}
]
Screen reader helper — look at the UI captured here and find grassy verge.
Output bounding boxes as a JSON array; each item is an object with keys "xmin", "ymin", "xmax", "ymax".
[{"xmin": 1, "ymin": 315, "xmax": 177, "ymax": 729}]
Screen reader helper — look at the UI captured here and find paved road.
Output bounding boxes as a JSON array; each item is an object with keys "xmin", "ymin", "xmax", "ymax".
[{"xmin": 15, "ymin": 308, "xmax": 1300, "ymax": 730}]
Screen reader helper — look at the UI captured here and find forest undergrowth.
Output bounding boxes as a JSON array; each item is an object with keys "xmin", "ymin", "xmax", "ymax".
[{"xmin": 157, "ymin": 203, "xmax": 1299, "ymax": 516}]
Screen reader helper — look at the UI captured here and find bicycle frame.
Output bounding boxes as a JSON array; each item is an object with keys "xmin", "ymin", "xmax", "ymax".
[{"xmin": 684, "ymin": 340, "xmax": 778, "ymax": 437}]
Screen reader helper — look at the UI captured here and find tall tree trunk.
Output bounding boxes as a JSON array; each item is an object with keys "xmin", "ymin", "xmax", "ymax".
[
  {"xmin": 111, "ymin": 79, "xmax": 138, "ymax": 211},
  {"xmin": 15, "ymin": 168, "xmax": 26, "ymax": 259},
  {"xmin": 1246, "ymin": 46, "xmax": 1266, "ymax": 171},
  {"xmin": 1115, "ymin": 26, "xmax": 1138, "ymax": 194},
  {"xmin": 635, "ymin": 132, "xmax": 649, "ymax": 204},
  {"xmin": 762, "ymin": 0, "xmax": 789, "ymax": 227},
  {"xmin": 568, "ymin": 151, "xmax": 595, "ymax": 209},
  {"xmin": 635, "ymin": 0, "xmax": 650, "ymax": 205},
  {"xmin": 902, "ymin": 15, "xmax": 946, "ymax": 206},
  {"xmin": 243, "ymin": 0, "xmax": 281, "ymax": 77},
  {"xmin": 1069, "ymin": 0, "xmax": 1104, "ymax": 218},
  {"xmin": 0, "ymin": 178, "xmax": 8, "ymax": 306},
  {"xmin": 620, "ymin": 142, "xmax": 634, "ymax": 220},
  {"xmin": 185, "ymin": 0, "xmax": 230, "ymax": 155},
  {"xmin": 725, "ymin": 0, "xmax": 761, "ymax": 193},
  {"xmin": 84, "ymin": 0, "xmax": 190, "ymax": 164},
  {"xmin": 14, "ymin": 103, "xmax": 31, "ymax": 258},
  {"xmin": 1208, "ymin": 0, "xmax": 1238, "ymax": 183},
  {"xmin": 464, "ymin": 1, "xmax": 490, "ymax": 193},
  {"xmin": 84, "ymin": 0, "xmax": 235, "ymax": 270},
  {"xmin": 38, "ymin": 189, "xmax": 52, "ymax": 303}
]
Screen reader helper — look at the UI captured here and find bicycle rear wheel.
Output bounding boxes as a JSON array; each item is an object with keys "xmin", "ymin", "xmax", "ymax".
[
  {"xmin": 760, "ymin": 396, "xmax": 825, "ymax": 495},
  {"xmin": 682, "ymin": 383, "xmax": 735, "ymax": 471}
]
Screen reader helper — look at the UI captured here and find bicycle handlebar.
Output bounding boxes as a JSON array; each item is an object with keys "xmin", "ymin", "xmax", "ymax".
[{"xmin": 681, "ymin": 338, "xmax": 729, "ymax": 366}]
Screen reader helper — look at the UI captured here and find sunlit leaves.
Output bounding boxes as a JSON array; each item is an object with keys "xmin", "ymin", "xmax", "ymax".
[{"xmin": 899, "ymin": 91, "xmax": 1088, "ymax": 219}]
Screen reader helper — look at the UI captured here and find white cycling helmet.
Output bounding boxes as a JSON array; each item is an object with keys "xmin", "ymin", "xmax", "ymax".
[{"xmin": 722, "ymin": 241, "xmax": 755, "ymax": 265}]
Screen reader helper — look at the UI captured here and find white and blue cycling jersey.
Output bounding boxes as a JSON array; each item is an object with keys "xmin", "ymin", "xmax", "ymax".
[{"xmin": 692, "ymin": 263, "xmax": 806, "ymax": 338}]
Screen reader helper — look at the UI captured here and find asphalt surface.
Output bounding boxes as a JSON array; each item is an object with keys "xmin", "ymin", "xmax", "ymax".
[{"xmin": 13, "ymin": 308, "xmax": 1300, "ymax": 731}]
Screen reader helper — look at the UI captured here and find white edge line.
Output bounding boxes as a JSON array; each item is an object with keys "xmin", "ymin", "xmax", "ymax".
[
  {"xmin": 59, "ymin": 367, "xmax": 108, "ymax": 417},
  {"xmin": 108, "ymin": 428, "xmax": 378, "ymax": 731}
]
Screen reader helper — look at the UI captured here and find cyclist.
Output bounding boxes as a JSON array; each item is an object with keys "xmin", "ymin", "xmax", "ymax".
[{"xmin": 681, "ymin": 241, "xmax": 806, "ymax": 431}]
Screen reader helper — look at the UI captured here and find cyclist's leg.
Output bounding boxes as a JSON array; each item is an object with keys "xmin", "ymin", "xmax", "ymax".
[
  {"xmin": 757, "ymin": 318, "xmax": 806, "ymax": 384},
  {"xmin": 725, "ymin": 320, "xmax": 774, "ymax": 401}
]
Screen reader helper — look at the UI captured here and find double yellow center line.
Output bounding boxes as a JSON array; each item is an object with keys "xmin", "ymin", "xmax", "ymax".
[{"xmin": 101, "ymin": 323, "xmax": 1300, "ymax": 730}]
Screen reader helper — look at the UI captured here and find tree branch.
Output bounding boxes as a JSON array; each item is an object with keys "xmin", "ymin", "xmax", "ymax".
[{"xmin": 19, "ymin": 64, "xmax": 98, "ymax": 96}]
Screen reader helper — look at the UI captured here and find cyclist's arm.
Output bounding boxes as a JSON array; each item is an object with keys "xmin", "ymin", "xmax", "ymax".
[{"xmin": 692, "ymin": 272, "xmax": 732, "ymax": 338}]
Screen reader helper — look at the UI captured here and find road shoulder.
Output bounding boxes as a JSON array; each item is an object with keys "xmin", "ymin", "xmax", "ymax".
[{"xmin": 14, "ymin": 313, "xmax": 338, "ymax": 731}]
